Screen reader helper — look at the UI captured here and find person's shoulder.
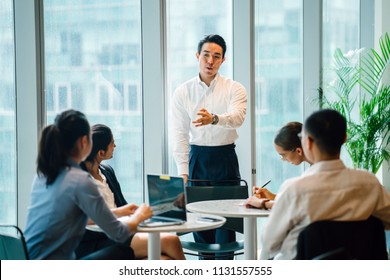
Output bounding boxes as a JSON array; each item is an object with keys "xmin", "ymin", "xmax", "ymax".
[
  {"xmin": 66, "ymin": 166, "xmax": 98, "ymax": 191},
  {"xmin": 345, "ymin": 167, "xmax": 381, "ymax": 184},
  {"xmin": 172, "ymin": 77, "xmax": 200, "ymax": 102},
  {"xmin": 100, "ymin": 164, "xmax": 118, "ymax": 179},
  {"xmin": 278, "ymin": 176, "xmax": 303, "ymax": 194},
  {"xmin": 103, "ymin": 163, "xmax": 120, "ymax": 177},
  {"xmin": 67, "ymin": 165, "xmax": 89, "ymax": 178},
  {"xmin": 218, "ymin": 74, "xmax": 245, "ymax": 87},
  {"xmin": 100, "ymin": 163, "xmax": 114, "ymax": 173},
  {"xmin": 346, "ymin": 166, "xmax": 374, "ymax": 175},
  {"xmin": 175, "ymin": 77, "xmax": 198, "ymax": 90},
  {"xmin": 218, "ymin": 75, "xmax": 247, "ymax": 95}
]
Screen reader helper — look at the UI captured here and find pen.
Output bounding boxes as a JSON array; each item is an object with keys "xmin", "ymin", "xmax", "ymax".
[
  {"xmin": 260, "ymin": 180, "xmax": 271, "ymax": 188},
  {"xmin": 254, "ymin": 180, "xmax": 272, "ymax": 195}
]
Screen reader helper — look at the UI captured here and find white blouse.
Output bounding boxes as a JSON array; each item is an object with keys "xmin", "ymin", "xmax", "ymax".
[{"xmin": 94, "ymin": 169, "xmax": 116, "ymax": 209}]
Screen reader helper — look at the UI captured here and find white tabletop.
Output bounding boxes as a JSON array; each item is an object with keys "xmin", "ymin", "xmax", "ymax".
[
  {"xmin": 86, "ymin": 212, "xmax": 225, "ymax": 233},
  {"xmin": 186, "ymin": 199, "xmax": 270, "ymax": 218}
]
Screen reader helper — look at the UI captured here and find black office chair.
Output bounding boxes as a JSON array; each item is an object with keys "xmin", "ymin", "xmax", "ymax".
[
  {"xmin": 296, "ymin": 216, "xmax": 388, "ymax": 260},
  {"xmin": 180, "ymin": 179, "xmax": 249, "ymax": 259},
  {"xmin": 0, "ymin": 225, "xmax": 29, "ymax": 260}
]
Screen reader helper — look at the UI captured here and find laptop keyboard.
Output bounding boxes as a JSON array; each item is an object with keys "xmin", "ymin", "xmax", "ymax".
[
  {"xmin": 146, "ymin": 217, "xmax": 168, "ymax": 223},
  {"xmin": 139, "ymin": 216, "xmax": 185, "ymax": 227}
]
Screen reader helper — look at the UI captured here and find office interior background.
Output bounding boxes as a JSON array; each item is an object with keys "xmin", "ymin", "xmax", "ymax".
[{"xmin": 1, "ymin": 0, "xmax": 389, "ymax": 249}]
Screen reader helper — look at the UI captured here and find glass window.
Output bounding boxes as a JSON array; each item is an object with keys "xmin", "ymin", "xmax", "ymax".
[
  {"xmin": 124, "ymin": 82, "xmax": 140, "ymax": 112},
  {"xmin": 322, "ymin": 0, "xmax": 359, "ymax": 165},
  {"xmin": 43, "ymin": 0, "xmax": 143, "ymax": 204},
  {"xmin": 166, "ymin": 0, "xmax": 233, "ymax": 174},
  {"xmin": 0, "ymin": 0, "xmax": 16, "ymax": 224},
  {"xmin": 54, "ymin": 82, "xmax": 72, "ymax": 111},
  {"xmin": 322, "ymin": 0, "xmax": 359, "ymax": 68},
  {"xmin": 254, "ymin": 0, "xmax": 304, "ymax": 193}
]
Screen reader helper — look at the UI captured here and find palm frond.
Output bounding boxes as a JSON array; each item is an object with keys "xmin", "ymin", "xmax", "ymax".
[
  {"xmin": 379, "ymin": 32, "xmax": 390, "ymax": 62},
  {"xmin": 319, "ymin": 33, "xmax": 390, "ymax": 173},
  {"xmin": 359, "ymin": 32, "xmax": 390, "ymax": 97}
]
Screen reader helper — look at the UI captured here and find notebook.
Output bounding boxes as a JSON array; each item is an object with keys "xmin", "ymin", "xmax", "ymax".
[{"xmin": 139, "ymin": 174, "xmax": 187, "ymax": 227}]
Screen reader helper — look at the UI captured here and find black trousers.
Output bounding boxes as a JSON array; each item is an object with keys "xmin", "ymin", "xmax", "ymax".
[{"xmin": 189, "ymin": 144, "xmax": 241, "ymax": 260}]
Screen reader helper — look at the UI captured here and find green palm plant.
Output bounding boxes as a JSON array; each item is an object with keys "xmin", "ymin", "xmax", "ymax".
[{"xmin": 320, "ymin": 32, "xmax": 390, "ymax": 174}]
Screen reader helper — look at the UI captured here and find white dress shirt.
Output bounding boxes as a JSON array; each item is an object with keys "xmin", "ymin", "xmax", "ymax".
[
  {"xmin": 171, "ymin": 73, "xmax": 247, "ymax": 175},
  {"xmin": 260, "ymin": 159, "xmax": 390, "ymax": 260}
]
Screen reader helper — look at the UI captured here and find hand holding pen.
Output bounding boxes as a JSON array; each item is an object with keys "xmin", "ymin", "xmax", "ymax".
[
  {"xmin": 252, "ymin": 180, "xmax": 271, "ymax": 193},
  {"xmin": 252, "ymin": 180, "xmax": 276, "ymax": 200}
]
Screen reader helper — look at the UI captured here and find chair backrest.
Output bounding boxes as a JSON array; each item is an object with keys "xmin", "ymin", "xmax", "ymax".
[
  {"xmin": 187, "ymin": 179, "xmax": 248, "ymax": 187},
  {"xmin": 296, "ymin": 216, "xmax": 387, "ymax": 260},
  {"xmin": 185, "ymin": 181, "xmax": 249, "ymax": 233},
  {"xmin": 0, "ymin": 225, "xmax": 29, "ymax": 260}
]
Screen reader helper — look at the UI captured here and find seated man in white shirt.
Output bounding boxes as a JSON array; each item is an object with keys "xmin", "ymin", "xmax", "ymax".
[{"xmin": 245, "ymin": 109, "xmax": 390, "ymax": 260}]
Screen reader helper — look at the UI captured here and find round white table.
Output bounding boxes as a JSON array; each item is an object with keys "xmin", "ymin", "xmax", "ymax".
[
  {"xmin": 186, "ymin": 199, "xmax": 269, "ymax": 260},
  {"xmin": 87, "ymin": 212, "xmax": 226, "ymax": 260}
]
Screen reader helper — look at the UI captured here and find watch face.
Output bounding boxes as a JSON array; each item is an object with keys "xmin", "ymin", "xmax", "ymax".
[{"xmin": 212, "ymin": 114, "xmax": 218, "ymax": 125}]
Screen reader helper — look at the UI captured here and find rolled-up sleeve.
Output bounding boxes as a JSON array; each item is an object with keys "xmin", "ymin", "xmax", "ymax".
[{"xmin": 217, "ymin": 82, "xmax": 247, "ymax": 129}]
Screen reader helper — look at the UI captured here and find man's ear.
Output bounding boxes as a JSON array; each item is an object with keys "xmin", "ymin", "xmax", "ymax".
[
  {"xmin": 296, "ymin": 147, "xmax": 304, "ymax": 156},
  {"xmin": 196, "ymin": 52, "xmax": 200, "ymax": 60},
  {"xmin": 307, "ymin": 136, "xmax": 315, "ymax": 150}
]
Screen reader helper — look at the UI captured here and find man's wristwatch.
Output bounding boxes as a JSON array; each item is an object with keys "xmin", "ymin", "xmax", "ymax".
[{"xmin": 211, "ymin": 114, "xmax": 219, "ymax": 125}]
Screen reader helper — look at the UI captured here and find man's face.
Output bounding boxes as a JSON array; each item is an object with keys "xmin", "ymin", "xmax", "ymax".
[{"xmin": 196, "ymin": 42, "xmax": 225, "ymax": 81}]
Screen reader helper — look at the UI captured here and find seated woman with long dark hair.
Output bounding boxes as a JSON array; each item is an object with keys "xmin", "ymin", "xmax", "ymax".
[{"xmin": 76, "ymin": 124, "xmax": 185, "ymax": 260}]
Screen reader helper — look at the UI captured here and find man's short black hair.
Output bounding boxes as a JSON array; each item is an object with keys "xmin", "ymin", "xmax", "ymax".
[
  {"xmin": 197, "ymin": 34, "xmax": 227, "ymax": 58},
  {"xmin": 303, "ymin": 109, "xmax": 346, "ymax": 155}
]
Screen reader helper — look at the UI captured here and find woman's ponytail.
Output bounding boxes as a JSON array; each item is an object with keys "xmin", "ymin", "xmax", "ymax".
[{"xmin": 36, "ymin": 109, "xmax": 90, "ymax": 185}]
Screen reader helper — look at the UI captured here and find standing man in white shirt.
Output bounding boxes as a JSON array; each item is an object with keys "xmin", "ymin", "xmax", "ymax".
[{"xmin": 171, "ymin": 34, "xmax": 247, "ymax": 259}]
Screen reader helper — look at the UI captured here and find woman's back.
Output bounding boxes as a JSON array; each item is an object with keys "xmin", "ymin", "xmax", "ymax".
[{"xmin": 25, "ymin": 161, "xmax": 97, "ymax": 259}]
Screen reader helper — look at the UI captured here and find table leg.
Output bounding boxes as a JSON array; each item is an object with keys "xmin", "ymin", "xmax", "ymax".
[
  {"xmin": 244, "ymin": 217, "xmax": 257, "ymax": 260},
  {"xmin": 148, "ymin": 232, "xmax": 161, "ymax": 260}
]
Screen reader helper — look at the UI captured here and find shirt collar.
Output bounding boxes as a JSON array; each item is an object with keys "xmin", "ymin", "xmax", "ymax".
[
  {"xmin": 303, "ymin": 159, "xmax": 346, "ymax": 176},
  {"xmin": 67, "ymin": 158, "xmax": 82, "ymax": 169},
  {"xmin": 197, "ymin": 73, "xmax": 220, "ymax": 87}
]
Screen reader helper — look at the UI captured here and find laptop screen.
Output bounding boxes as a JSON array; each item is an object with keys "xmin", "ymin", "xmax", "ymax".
[{"xmin": 146, "ymin": 174, "xmax": 187, "ymax": 222}]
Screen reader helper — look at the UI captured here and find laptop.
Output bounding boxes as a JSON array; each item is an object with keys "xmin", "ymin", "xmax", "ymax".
[{"xmin": 139, "ymin": 174, "xmax": 187, "ymax": 227}]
